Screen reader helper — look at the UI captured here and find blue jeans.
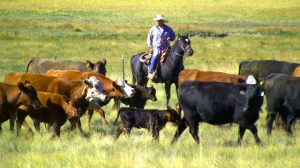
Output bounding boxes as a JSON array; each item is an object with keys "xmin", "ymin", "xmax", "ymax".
[{"xmin": 149, "ymin": 47, "xmax": 161, "ymax": 74}]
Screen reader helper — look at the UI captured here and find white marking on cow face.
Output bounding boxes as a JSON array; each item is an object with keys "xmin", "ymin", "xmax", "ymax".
[
  {"xmin": 246, "ymin": 75, "xmax": 257, "ymax": 84},
  {"xmin": 84, "ymin": 76, "xmax": 109, "ymax": 105},
  {"xmin": 116, "ymin": 79, "xmax": 135, "ymax": 98}
]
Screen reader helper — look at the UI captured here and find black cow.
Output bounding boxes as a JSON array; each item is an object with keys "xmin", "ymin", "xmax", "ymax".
[
  {"xmin": 120, "ymin": 84, "xmax": 157, "ymax": 108},
  {"xmin": 26, "ymin": 58, "xmax": 107, "ymax": 75},
  {"xmin": 239, "ymin": 60, "xmax": 300, "ymax": 80},
  {"xmin": 171, "ymin": 81, "xmax": 264, "ymax": 145},
  {"xmin": 264, "ymin": 73, "xmax": 300, "ymax": 136},
  {"xmin": 114, "ymin": 106, "xmax": 180, "ymax": 140}
]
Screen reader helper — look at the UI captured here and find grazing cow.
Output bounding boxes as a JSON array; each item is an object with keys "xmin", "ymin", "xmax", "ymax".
[
  {"xmin": 114, "ymin": 106, "xmax": 180, "ymax": 140},
  {"xmin": 239, "ymin": 60, "xmax": 300, "ymax": 80},
  {"xmin": 264, "ymin": 73, "xmax": 300, "ymax": 136},
  {"xmin": 0, "ymin": 81, "xmax": 41, "ymax": 131},
  {"xmin": 16, "ymin": 92, "xmax": 78, "ymax": 137},
  {"xmin": 26, "ymin": 58, "xmax": 107, "ymax": 76},
  {"xmin": 46, "ymin": 70, "xmax": 135, "ymax": 127},
  {"xmin": 178, "ymin": 69, "xmax": 247, "ymax": 86},
  {"xmin": 292, "ymin": 66, "xmax": 300, "ymax": 77},
  {"xmin": 171, "ymin": 80, "xmax": 264, "ymax": 145},
  {"xmin": 4, "ymin": 73, "xmax": 107, "ymax": 134},
  {"xmin": 120, "ymin": 84, "xmax": 157, "ymax": 108}
]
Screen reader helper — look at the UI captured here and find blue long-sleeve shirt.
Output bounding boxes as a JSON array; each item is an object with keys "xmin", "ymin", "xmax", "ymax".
[{"xmin": 147, "ymin": 25, "xmax": 176, "ymax": 50}]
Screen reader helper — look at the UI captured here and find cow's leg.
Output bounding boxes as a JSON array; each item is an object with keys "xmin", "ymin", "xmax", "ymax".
[
  {"xmin": 248, "ymin": 125, "xmax": 261, "ymax": 144},
  {"xmin": 52, "ymin": 123, "xmax": 61, "ymax": 138},
  {"xmin": 86, "ymin": 109, "xmax": 94, "ymax": 130},
  {"xmin": 165, "ymin": 83, "xmax": 171, "ymax": 107},
  {"xmin": 95, "ymin": 108, "xmax": 108, "ymax": 125},
  {"xmin": 266, "ymin": 112, "xmax": 277, "ymax": 136},
  {"xmin": 34, "ymin": 119, "xmax": 40, "ymax": 132},
  {"xmin": 188, "ymin": 120, "xmax": 200, "ymax": 144},
  {"xmin": 285, "ymin": 114, "xmax": 296, "ymax": 136},
  {"xmin": 115, "ymin": 122, "xmax": 126, "ymax": 139},
  {"xmin": 16, "ymin": 115, "xmax": 26, "ymax": 136},
  {"xmin": 237, "ymin": 126, "xmax": 246, "ymax": 145},
  {"xmin": 9, "ymin": 111, "xmax": 16, "ymax": 132},
  {"xmin": 171, "ymin": 118, "xmax": 188, "ymax": 144}
]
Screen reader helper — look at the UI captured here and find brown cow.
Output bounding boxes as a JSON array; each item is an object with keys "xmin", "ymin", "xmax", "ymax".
[
  {"xmin": 0, "ymin": 81, "xmax": 41, "ymax": 131},
  {"xmin": 16, "ymin": 92, "xmax": 78, "ymax": 137},
  {"xmin": 46, "ymin": 70, "xmax": 135, "ymax": 128},
  {"xmin": 292, "ymin": 66, "xmax": 300, "ymax": 77},
  {"xmin": 178, "ymin": 69, "xmax": 248, "ymax": 86},
  {"xmin": 4, "ymin": 72, "xmax": 106, "ymax": 134}
]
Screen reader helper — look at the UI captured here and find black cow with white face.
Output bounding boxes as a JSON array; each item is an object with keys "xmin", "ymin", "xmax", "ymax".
[
  {"xmin": 119, "ymin": 84, "xmax": 157, "ymax": 108},
  {"xmin": 264, "ymin": 73, "xmax": 300, "ymax": 136},
  {"xmin": 171, "ymin": 80, "xmax": 264, "ymax": 145},
  {"xmin": 239, "ymin": 60, "xmax": 300, "ymax": 81}
]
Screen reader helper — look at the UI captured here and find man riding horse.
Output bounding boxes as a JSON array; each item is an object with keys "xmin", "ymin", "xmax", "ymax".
[
  {"xmin": 131, "ymin": 14, "xmax": 193, "ymax": 107},
  {"xmin": 147, "ymin": 14, "xmax": 176, "ymax": 80}
]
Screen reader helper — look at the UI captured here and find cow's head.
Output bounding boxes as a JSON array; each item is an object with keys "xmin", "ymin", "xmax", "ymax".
[
  {"xmin": 146, "ymin": 84, "xmax": 157, "ymax": 101},
  {"xmin": 17, "ymin": 81, "xmax": 41, "ymax": 110},
  {"xmin": 83, "ymin": 76, "xmax": 109, "ymax": 108},
  {"xmin": 165, "ymin": 106, "xmax": 181, "ymax": 125},
  {"xmin": 116, "ymin": 79, "xmax": 135, "ymax": 98},
  {"xmin": 86, "ymin": 59, "xmax": 107, "ymax": 76}
]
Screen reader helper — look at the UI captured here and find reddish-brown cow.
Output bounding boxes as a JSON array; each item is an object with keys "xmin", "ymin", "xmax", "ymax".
[
  {"xmin": 178, "ymin": 69, "xmax": 247, "ymax": 86},
  {"xmin": 0, "ymin": 81, "xmax": 41, "ymax": 131},
  {"xmin": 17, "ymin": 92, "xmax": 78, "ymax": 137},
  {"xmin": 46, "ymin": 70, "xmax": 135, "ymax": 128}
]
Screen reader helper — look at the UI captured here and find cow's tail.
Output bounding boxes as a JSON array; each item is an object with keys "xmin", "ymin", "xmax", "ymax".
[
  {"xmin": 25, "ymin": 58, "xmax": 35, "ymax": 72},
  {"xmin": 113, "ymin": 108, "xmax": 121, "ymax": 125}
]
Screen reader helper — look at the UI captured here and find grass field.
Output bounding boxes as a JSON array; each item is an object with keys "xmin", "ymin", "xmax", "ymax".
[{"xmin": 0, "ymin": 0, "xmax": 300, "ymax": 167}]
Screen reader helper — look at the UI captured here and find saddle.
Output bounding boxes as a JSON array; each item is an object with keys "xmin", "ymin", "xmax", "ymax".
[{"xmin": 139, "ymin": 47, "xmax": 170, "ymax": 80}]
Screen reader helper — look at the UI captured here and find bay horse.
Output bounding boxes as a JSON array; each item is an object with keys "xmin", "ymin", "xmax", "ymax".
[{"xmin": 131, "ymin": 35, "xmax": 194, "ymax": 106}]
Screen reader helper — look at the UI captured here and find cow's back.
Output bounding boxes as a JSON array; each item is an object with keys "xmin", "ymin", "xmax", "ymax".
[
  {"xmin": 4, "ymin": 73, "xmax": 56, "ymax": 92},
  {"xmin": 239, "ymin": 60, "xmax": 300, "ymax": 79},
  {"xmin": 26, "ymin": 58, "xmax": 86, "ymax": 74},
  {"xmin": 178, "ymin": 69, "xmax": 246, "ymax": 85}
]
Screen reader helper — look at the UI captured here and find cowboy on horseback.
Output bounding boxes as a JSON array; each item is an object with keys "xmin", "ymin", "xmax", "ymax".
[{"xmin": 147, "ymin": 14, "xmax": 176, "ymax": 80}]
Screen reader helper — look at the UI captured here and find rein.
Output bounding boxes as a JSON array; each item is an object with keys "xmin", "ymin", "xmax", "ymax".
[{"xmin": 174, "ymin": 40, "xmax": 190, "ymax": 58}]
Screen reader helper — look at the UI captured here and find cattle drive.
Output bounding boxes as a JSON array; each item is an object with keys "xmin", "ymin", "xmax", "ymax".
[{"xmin": 0, "ymin": 37, "xmax": 299, "ymax": 145}]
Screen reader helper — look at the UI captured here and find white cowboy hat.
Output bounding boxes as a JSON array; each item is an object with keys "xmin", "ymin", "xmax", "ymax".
[{"xmin": 153, "ymin": 14, "xmax": 168, "ymax": 22}]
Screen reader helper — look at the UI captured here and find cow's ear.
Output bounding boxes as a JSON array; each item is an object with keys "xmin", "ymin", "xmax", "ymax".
[
  {"xmin": 24, "ymin": 80, "xmax": 31, "ymax": 87},
  {"xmin": 167, "ymin": 105, "xmax": 172, "ymax": 110},
  {"xmin": 101, "ymin": 59, "xmax": 107, "ymax": 65},
  {"xmin": 18, "ymin": 82, "xmax": 26, "ymax": 91},
  {"xmin": 86, "ymin": 60, "xmax": 94, "ymax": 69}
]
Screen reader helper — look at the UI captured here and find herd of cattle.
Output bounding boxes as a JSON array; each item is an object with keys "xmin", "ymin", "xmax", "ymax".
[{"xmin": 0, "ymin": 58, "xmax": 300, "ymax": 145}]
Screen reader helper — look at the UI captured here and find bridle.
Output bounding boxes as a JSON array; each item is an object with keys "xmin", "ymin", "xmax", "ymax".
[{"xmin": 175, "ymin": 38, "xmax": 191, "ymax": 58}]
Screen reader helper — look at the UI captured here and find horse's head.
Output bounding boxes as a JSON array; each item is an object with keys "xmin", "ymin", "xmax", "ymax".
[{"xmin": 177, "ymin": 34, "xmax": 193, "ymax": 56}]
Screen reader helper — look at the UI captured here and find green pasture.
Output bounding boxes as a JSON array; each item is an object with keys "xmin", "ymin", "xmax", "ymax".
[{"xmin": 0, "ymin": 0, "xmax": 300, "ymax": 167}]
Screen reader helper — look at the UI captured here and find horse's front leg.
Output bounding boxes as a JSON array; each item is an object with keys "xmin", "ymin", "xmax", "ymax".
[{"xmin": 165, "ymin": 83, "xmax": 171, "ymax": 107}]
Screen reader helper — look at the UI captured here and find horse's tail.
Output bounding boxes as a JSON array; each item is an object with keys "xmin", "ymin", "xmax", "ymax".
[{"xmin": 131, "ymin": 52, "xmax": 146, "ymax": 85}]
